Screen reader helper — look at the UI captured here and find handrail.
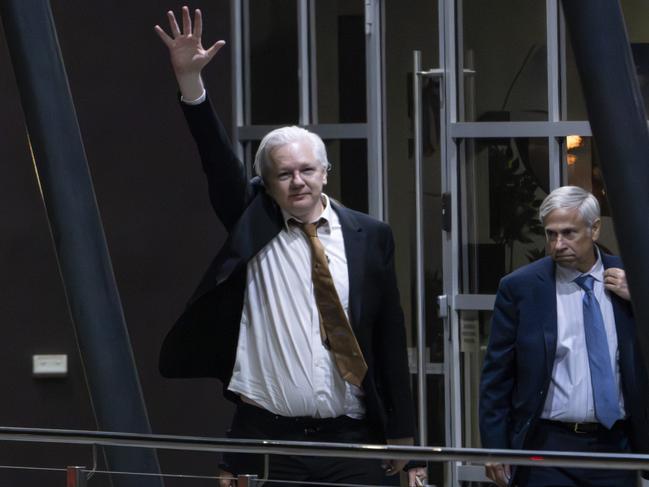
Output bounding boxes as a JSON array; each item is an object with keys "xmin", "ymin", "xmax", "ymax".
[{"xmin": 0, "ymin": 426, "xmax": 648, "ymax": 471}]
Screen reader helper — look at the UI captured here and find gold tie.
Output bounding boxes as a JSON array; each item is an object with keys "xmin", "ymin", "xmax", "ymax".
[{"xmin": 298, "ymin": 221, "xmax": 368, "ymax": 387}]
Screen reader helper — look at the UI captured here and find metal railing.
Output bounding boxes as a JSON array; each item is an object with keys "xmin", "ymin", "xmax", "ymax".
[{"xmin": 2, "ymin": 426, "xmax": 649, "ymax": 486}]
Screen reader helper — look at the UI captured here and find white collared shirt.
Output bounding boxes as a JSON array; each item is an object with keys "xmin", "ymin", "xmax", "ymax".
[
  {"xmin": 541, "ymin": 250, "xmax": 625, "ymax": 421},
  {"xmin": 227, "ymin": 194, "xmax": 365, "ymax": 418}
]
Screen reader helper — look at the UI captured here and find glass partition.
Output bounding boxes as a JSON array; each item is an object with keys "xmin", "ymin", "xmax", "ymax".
[
  {"xmin": 323, "ymin": 139, "xmax": 368, "ymax": 213},
  {"xmin": 249, "ymin": 0, "xmax": 299, "ymax": 124},
  {"xmin": 313, "ymin": 0, "xmax": 366, "ymax": 124},
  {"xmin": 458, "ymin": 310, "xmax": 493, "ymax": 449},
  {"xmin": 460, "ymin": 0, "xmax": 547, "ymax": 122},
  {"xmin": 383, "ymin": 1, "xmax": 445, "ymax": 461},
  {"xmin": 460, "ymin": 137, "xmax": 549, "ymax": 294}
]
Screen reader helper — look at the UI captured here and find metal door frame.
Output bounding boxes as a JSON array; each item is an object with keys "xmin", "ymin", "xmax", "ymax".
[{"xmin": 447, "ymin": 0, "xmax": 589, "ymax": 484}]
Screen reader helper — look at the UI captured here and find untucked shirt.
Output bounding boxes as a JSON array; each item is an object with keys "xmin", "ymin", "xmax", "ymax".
[{"xmin": 227, "ymin": 194, "xmax": 365, "ymax": 418}]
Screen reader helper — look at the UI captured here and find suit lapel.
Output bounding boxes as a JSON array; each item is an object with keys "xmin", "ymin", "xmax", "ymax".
[
  {"xmin": 535, "ymin": 258, "xmax": 558, "ymax": 378},
  {"xmin": 333, "ymin": 203, "xmax": 366, "ymax": 331}
]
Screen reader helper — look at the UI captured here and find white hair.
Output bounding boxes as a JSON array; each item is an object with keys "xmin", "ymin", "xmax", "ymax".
[
  {"xmin": 539, "ymin": 185, "xmax": 601, "ymax": 226},
  {"xmin": 253, "ymin": 126, "xmax": 330, "ymax": 180}
]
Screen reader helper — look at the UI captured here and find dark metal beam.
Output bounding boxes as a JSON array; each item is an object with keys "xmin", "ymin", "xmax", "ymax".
[
  {"xmin": 0, "ymin": 1, "xmax": 163, "ymax": 485},
  {"xmin": 561, "ymin": 0, "xmax": 649, "ymax": 374}
]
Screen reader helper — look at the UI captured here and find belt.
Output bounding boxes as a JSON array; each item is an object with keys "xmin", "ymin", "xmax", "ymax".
[
  {"xmin": 539, "ymin": 418, "xmax": 627, "ymax": 434},
  {"xmin": 236, "ymin": 400, "xmax": 365, "ymax": 432}
]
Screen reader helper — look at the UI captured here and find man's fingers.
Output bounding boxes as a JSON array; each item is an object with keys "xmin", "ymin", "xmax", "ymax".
[
  {"xmin": 182, "ymin": 5, "xmax": 192, "ymax": 36},
  {"xmin": 602, "ymin": 268, "xmax": 631, "ymax": 300},
  {"xmin": 167, "ymin": 10, "xmax": 181, "ymax": 37},
  {"xmin": 485, "ymin": 463, "xmax": 509, "ymax": 487},
  {"xmin": 193, "ymin": 9, "xmax": 203, "ymax": 39},
  {"xmin": 407, "ymin": 467, "xmax": 427, "ymax": 487},
  {"xmin": 485, "ymin": 463, "xmax": 497, "ymax": 481},
  {"xmin": 154, "ymin": 25, "xmax": 174, "ymax": 47},
  {"xmin": 206, "ymin": 40, "xmax": 227, "ymax": 60},
  {"xmin": 604, "ymin": 268, "xmax": 624, "ymax": 280}
]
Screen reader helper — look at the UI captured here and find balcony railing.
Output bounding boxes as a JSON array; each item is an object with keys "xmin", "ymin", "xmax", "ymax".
[{"xmin": 2, "ymin": 426, "xmax": 648, "ymax": 486}]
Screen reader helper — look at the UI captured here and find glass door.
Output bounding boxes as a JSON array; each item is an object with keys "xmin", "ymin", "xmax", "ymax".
[
  {"xmin": 382, "ymin": 1, "xmax": 450, "ymax": 485},
  {"xmin": 451, "ymin": 1, "xmax": 554, "ymax": 484},
  {"xmin": 396, "ymin": 1, "xmax": 646, "ymax": 485}
]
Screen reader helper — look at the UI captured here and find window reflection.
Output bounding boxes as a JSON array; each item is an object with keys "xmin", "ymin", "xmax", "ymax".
[
  {"xmin": 461, "ymin": 0, "xmax": 547, "ymax": 122},
  {"xmin": 314, "ymin": 0, "xmax": 366, "ymax": 124},
  {"xmin": 249, "ymin": 0, "xmax": 299, "ymax": 124},
  {"xmin": 460, "ymin": 138, "xmax": 549, "ymax": 293},
  {"xmin": 323, "ymin": 139, "xmax": 368, "ymax": 213}
]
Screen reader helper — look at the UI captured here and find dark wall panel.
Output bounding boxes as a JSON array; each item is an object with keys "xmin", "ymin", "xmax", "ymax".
[{"xmin": 0, "ymin": 1, "xmax": 233, "ymax": 483}]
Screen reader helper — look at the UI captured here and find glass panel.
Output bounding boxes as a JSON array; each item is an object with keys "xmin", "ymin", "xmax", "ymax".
[
  {"xmin": 409, "ymin": 374, "xmax": 445, "ymax": 481},
  {"xmin": 563, "ymin": 136, "xmax": 619, "ymax": 254},
  {"xmin": 249, "ymin": 0, "xmax": 299, "ymax": 124},
  {"xmin": 323, "ymin": 139, "xmax": 368, "ymax": 213},
  {"xmin": 564, "ymin": 0, "xmax": 649, "ymax": 120},
  {"xmin": 314, "ymin": 0, "xmax": 366, "ymax": 123},
  {"xmin": 384, "ymin": 0, "xmax": 441, "ymax": 349},
  {"xmin": 459, "ymin": 310, "xmax": 493, "ymax": 449},
  {"xmin": 383, "ymin": 5, "xmax": 444, "ymax": 485},
  {"xmin": 563, "ymin": 31, "xmax": 587, "ymax": 120},
  {"xmin": 460, "ymin": 138, "xmax": 550, "ymax": 294},
  {"xmin": 461, "ymin": 0, "xmax": 548, "ymax": 122}
]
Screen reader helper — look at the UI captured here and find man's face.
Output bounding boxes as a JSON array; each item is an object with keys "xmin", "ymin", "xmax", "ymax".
[
  {"xmin": 544, "ymin": 207, "xmax": 600, "ymax": 272},
  {"xmin": 265, "ymin": 139, "xmax": 328, "ymax": 222}
]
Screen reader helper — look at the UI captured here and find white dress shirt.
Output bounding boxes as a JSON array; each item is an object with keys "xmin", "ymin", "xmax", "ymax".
[
  {"xmin": 541, "ymin": 250, "xmax": 625, "ymax": 422},
  {"xmin": 227, "ymin": 194, "xmax": 365, "ymax": 418}
]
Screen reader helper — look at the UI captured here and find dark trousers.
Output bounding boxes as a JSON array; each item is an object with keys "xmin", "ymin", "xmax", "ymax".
[
  {"xmin": 516, "ymin": 420, "xmax": 636, "ymax": 487},
  {"xmin": 221, "ymin": 402, "xmax": 385, "ymax": 487}
]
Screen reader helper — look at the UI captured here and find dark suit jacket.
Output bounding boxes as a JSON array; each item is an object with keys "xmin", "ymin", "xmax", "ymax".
[
  {"xmin": 479, "ymin": 254, "xmax": 649, "ymax": 455},
  {"xmin": 159, "ymin": 95, "xmax": 415, "ymax": 441}
]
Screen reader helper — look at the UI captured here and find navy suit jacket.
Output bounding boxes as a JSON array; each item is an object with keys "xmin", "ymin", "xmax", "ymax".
[
  {"xmin": 479, "ymin": 254, "xmax": 649, "ymax": 454},
  {"xmin": 159, "ymin": 95, "xmax": 415, "ymax": 441}
]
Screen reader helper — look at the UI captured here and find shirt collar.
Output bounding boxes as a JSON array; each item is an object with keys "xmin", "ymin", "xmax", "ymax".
[
  {"xmin": 555, "ymin": 246, "xmax": 604, "ymax": 284},
  {"xmin": 281, "ymin": 193, "xmax": 332, "ymax": 230}
]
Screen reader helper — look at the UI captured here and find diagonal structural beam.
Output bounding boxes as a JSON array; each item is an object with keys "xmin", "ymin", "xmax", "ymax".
[
  {"xmin": 0, "ymin": 1, "xmax": 163, "ymax": 486},
  {"xmin": 561, "ymin": 0, "xmax": 649, "ymax": 374}
]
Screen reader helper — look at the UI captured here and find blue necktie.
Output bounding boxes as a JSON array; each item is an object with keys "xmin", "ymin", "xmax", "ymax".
[{"xmin": 574, "ymin": 274, "xmax": 622, "ymax": 429}]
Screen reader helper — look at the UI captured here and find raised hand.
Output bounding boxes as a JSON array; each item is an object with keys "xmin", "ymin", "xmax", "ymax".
[{"xmin": 154, "ymin": 6, "xmax": 225, "ymax": 99}]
